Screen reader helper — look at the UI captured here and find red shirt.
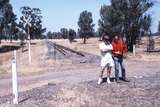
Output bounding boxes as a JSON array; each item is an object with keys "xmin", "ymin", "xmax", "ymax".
[{"xmin": 112, "ymin": 39, "xmax": 127, "ymax": 57}]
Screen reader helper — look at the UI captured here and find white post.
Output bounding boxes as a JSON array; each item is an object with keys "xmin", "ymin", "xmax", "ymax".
[
  {"xmin": 133, "ymin": 45, "xmax": 136, "ymax": 56},
  {"xmin": 28, "ymin": 26, "xmax": 31, "ymax": 63},
  {"xmin": 28, "ymin": 39, "xmax": 31, "ymax": 63},
  {"xmin": 12, "ymin": 50, "xmax": 18, "ymax": 104}
]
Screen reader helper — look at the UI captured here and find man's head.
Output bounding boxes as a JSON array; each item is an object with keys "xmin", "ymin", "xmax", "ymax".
[
  {"xmin": 102, "ymin": 34, "xmax": 110, "ymax": 43},
  {"xmin": 114, "ymin": 35, "xmax": 120, "ymax": 43}
]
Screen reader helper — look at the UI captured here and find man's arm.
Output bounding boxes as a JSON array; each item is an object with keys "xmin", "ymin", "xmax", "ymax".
[
  {"xmin": 112, "ymin": 42, "xmax": 121, "ymax": 54},
  {"xmin": 100, "ymin": 44, "xmax": 113, "ymax": 52}
]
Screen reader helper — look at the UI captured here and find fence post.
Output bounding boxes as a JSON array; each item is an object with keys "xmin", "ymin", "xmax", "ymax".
[{"xmin": 12, "ymin": 50, "xmax": 18, "ymax": 104}]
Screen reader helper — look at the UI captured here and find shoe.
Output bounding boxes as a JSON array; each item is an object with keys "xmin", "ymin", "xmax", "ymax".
[
  {"xmin": 115, "ymin": 80, "xmax": 121, "ymax": 83},
  {"xmin": 97, "ymin": 78, "xmax": 103, "ymax": 85},
  {"xmin": 107, "ymin": 78, "xmax": 111, "ymax": 84},
  {"xmin": 122, "ymin": 79, "xmax": 130, "ymax": 82}
]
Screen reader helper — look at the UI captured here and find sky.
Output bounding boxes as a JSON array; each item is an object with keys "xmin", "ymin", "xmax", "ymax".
[{"xmin": 10, "ymin": 0, "xmax": 160, "ymax": 33}]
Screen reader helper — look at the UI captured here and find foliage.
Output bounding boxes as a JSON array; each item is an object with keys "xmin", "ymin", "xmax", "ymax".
[
  {"xmin": 98, "ymin": 0, "xmax": 153, "ymax": 52},
  {"xmin": 20, "ymin": 6, "xmax": 46, "ymax": 39},
  {"xmin": 0, "ymin": 0, "xmax": 18, "ymax": 43},
  {"xmin": 60, "ymin": 28, "xmax": 68, "ymax": 39},
  {"xmin": 47, "ymin": 31, "xmax": 62, "ymax": 39},
  {"xmin": 78, "ymin": 10, "xmax": 95, "ymax": 44},
  {"xmin": 68, "ymin": 29, "xmax": 76, "ymax": 43},
  {"xmin": 98, "ymin": 5, "xmax": 124, "ymax": 40}
]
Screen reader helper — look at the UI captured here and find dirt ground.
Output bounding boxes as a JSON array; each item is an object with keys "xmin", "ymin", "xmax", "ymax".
[
  {"xmin": 0, "ymin": 70, "xmax": 160, "ymax": 107},
  {"xmin": 0, "ymin": 37, "xmax": 160, "ymax": 107}
]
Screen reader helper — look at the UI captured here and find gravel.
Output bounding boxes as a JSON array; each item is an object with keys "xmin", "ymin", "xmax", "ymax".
[{"xmin": 0, "ymin": 72, "xmax": 160, "ymax": 107}]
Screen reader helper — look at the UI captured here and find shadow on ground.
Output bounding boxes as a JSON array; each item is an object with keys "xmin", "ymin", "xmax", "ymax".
[{"xmin": 0, "ymin": 45, "xmax": 21, "ymax": 53}]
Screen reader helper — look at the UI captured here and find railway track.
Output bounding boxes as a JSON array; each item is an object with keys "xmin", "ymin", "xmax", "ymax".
[
  {"xmin": 45, "ymin": 40, "xmax": 100, "ymax": 64},
  {"xmin": 46, "ymin": 40, "xmax": 85, "ymax": 57}
]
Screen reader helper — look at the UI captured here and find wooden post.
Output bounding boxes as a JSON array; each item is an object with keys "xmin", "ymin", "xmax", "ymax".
[{"xmin": 12, "ymin": 50, "xmax": 18, "ymax": 104}]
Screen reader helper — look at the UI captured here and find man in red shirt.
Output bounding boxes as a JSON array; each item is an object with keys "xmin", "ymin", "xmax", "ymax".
[{"xmin": 112, "ymin": 35, "xmax": 129, "ymax": 82}]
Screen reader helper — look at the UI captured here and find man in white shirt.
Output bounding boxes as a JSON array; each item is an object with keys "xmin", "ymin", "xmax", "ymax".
[{"xmin": 98, "ymin": 34, "xmax": 114, "ymax": 85}]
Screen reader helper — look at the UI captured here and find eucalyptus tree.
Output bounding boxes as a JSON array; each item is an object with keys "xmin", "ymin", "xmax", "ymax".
[
  {"xmin": 98, "ymin": 0, "xmax": 153, "ymax": 52},
  {"xmin": 0, "ymin": 0, "xmax": 17, "ymax": 43},
  {"xmin": 78, "ymin": 10, "xmax": 95, "ymax": 44},
  {"xmin": 68, "ymin": 29, "xmax": 76, "ymax": 43},
  {"xmin": 20, "ymin": 6, "xmax": 46, "ymax": 39},
  {"xmin": 60, "ymin": 28, "xmax": 68, "ymax": 39}
]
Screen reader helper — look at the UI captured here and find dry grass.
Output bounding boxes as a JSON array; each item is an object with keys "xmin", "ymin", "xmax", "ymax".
[
  {"xmin": 0, "ymin": 40, "xmax": 52, "ymax": 74},
  {"xmin": 0, "ymin": 37, "xmax": 160, "ymax": 75},
  {"xmin": 0, "ymin": 42, "xmax": 19, "ymax": 73},
  {"xmin": 50, "ymin": 38, "xmax": 100, "ymax": 56}
]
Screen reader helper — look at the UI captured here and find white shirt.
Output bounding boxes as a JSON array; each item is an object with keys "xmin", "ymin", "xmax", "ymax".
[
  {"xmin": 99, "ymin": 42, "xmax": 114, "ymax": 67},
  {"xmin": 99, "ymin": 42, "xmax": 113, "ymax": 58}
]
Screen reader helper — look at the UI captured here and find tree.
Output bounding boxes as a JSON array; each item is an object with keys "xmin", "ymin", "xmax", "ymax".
[
  {"xmin": 78, "ymin": 10, "xmax": 95, "ymax": 44},
  {"xmin": 98, "ymin": 0, "xmax": 153, "ymax": 52},
  {"xmin": 60, "ymin": 28, "xmax": 68, "ymax": 39},
  {"xmin": 140, "ymin": 15, "xmax": 155, "ymax": 52},
  {"xmin": 46, "ymin": 31, "xmax": 64, "ymax": 39},
  {"xmin": 0, "ymin": 0, "xmax": 17, "ymax": 43},
  {"xmin": 17, "ymin": 30, "xmax": 26, "ymax": 51},
  {"xmin": 141, "ymin": 15, "xmax": 152, "ymax": 35},
  {"xmin": 47, "ymin": 31, "xmax": 52, "ymax": 39},
  {"xmin": 68, "ymin": 29, "xmax": 76, "ymax": 43},
  {"xmin": 98, "ymin": 5, "xmax": 124, "ymax": 40},
  {"xmin": 9, "ymin": 14, "xmax": 19, "ymax": 42},
  {"xmin": 124, "ymin": 0, "xmax": 153, "ymax": 51},
  {"xmin": 20, "ymin": 6, "xmax": 46, "ymax": 40}
]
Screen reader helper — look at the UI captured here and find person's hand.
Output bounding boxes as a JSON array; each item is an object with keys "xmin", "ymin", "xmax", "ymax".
[
  {"xmin": 115, "ymin": 51, "xmax": 121, "ymax": 55},
  {"xmin": 123, "ymin": 53, "xmax": 127, "ymax": 58}
]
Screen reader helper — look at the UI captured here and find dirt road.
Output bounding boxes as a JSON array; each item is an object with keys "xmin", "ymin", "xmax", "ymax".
[
  {"xmin": 0, "ymin": 60, "xmax": 159, "ymax": 97},
  {"xmin": 0, "ymin": 60, "xmax": 160, "ymax": 107},
  {"xmin": 0, "ymin": 66, "xmax": 99, "ymax": 97}
]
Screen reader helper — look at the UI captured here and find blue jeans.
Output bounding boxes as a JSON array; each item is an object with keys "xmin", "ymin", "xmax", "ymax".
[{"xmin": 114, "ymin": 57, "xmax": 126, "ymax": 81}]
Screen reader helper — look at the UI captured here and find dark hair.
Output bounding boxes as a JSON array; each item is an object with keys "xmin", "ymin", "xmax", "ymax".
[{"xmin": 102, "ymin": 33, "xmax": 110, "ymax": 41}]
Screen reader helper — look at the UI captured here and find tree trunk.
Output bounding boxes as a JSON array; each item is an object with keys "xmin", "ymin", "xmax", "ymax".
[
  {"xmin": 83, "ymin": 37, "xmax": 86, "ymax": 44},
  {"xmin": 126, "ymin": 28, "xmax": 138, "ymax": 52},
  {"xmin": 127, "ymin": 40, "xmax": 133, "ymax": 52},
  {"xmin": 0, "ymin": 30, "xmax": 1, "ymax": 44},
  {"xmin": 0, "ymin": 33, "xmax": 1, "ymax": 44},
  {"xmin": 126, "ymin": 33, "xmax": 133, "ymax": 52},
  {"xmin": 10, "ymin": 33, "xmax": 13, "ymax": 43},
  {"xmin": 10, "ymin": 37, "xmax": 12, "ymax": 43}
]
